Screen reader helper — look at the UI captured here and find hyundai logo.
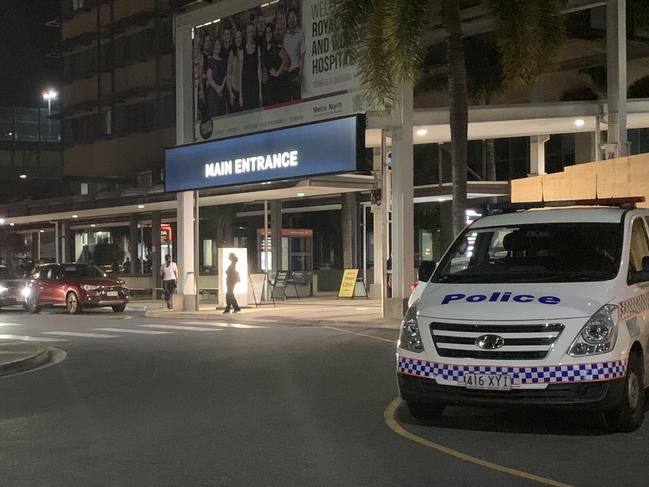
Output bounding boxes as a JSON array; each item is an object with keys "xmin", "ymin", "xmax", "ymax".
[{"xmin": 476, "ymin": 334, "xmax": 505, "ymax": 350}]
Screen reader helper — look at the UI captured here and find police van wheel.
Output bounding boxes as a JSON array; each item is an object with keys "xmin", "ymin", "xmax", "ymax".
[
  {"xmin": 405, "ymin": 399, "xmax": 446, "ymax": 421},
  {"xmin": 604, "ymin": 352, "xmax": 645, "ymax": 432}
]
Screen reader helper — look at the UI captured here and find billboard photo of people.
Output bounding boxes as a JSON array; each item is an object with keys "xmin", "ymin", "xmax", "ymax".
[
  {"xmin": 195, "ymin": 2, "xmax": 305, "ymax": 124},
  {"xmin": 193, "ymin": 0, "xmax": 361, "ymax": 141}
]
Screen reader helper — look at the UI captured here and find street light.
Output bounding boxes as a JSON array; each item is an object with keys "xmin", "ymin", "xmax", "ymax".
[{"xmin": 42, "ymin": 89, "xmax": 58, "ymax": 141}]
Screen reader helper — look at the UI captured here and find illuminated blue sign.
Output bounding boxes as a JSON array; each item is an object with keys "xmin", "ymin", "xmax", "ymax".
[{"xmin": 165, "ymin": 115, "xmax": 366, "ymax": 192}]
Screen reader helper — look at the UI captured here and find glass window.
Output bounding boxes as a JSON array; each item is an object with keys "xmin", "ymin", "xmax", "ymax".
[
  {"xmin": 435, "ymin": 222, "xmax": 621, "ymax": 283},
  {"xmin": 62, "ymin": 264, "xmax": 106, "ymax": 278},
  {"xmin": 629, "ymin": 218, "xmax": 649, "ymax": 273}
]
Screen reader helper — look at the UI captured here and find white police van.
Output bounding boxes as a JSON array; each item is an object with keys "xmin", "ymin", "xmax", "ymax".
[{"xmin": 398, "ymin": 198, "xmax": 649, "ymax": 431}]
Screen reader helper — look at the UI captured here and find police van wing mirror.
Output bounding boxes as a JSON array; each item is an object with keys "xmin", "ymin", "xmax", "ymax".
[
  {"xmin": 629, "ymin": 271, "xmax": 649, "ymax": 284},
  {"xmin": 418, "ymin": 261, "xmax": 437, "ymax": 282}
]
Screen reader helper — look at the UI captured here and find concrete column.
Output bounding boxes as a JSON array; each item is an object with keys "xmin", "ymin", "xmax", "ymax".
[
  {"xmin": 129, "ymin": 214, "xmax": 138, "ymax": 273},
  {"xmin": 575, "ymin": 132, "xmax": 597, "ymax": 164},
  {"xmin": 439, "ymin": 201, "xmax": 455, "ymax": 252},
  {"xmin": 61, "ymin": 220, "xmax": 73, "ymax": 263},
  {"xmin": 177, "ymin": 191, "xmax": 196, "ymax": 311},
  {"xmin": 370, "ymin": 204, "xmax": 383, "ymax": 299},
  {"xmin": 270, "ymin": 200, "xmax": 282, "ymax": 272},
  {"xmin": 607, "ymin": 0, "xmax": 628, "ymax": 156},
  {"xmin": 151, "ymin": 211, "xmax": 161, "ymax": 299},
  {"xmin": 341, "ymin": 193, "xmax": 357, "ymax": 269},
  {"xmin": 31, "ymin": 232, "xmax": 40, "ymax": 262},
  {"xmin": 388, "ymin": 81, "xmax": 415, "ymax": 316},
  {"xmin": 529, "ymin": 135, "xmax": 550, "ymax": 175}
]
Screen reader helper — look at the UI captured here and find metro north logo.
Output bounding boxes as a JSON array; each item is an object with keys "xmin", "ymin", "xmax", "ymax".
[{"xmin": 441, "ymin": 292, "xmax": 561, "ymax": 305}]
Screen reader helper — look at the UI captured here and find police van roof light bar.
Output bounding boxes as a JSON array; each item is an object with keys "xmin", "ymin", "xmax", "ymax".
[{"xmin": 487, "ymin": 197, "xmax": 645, "ymax": 214}]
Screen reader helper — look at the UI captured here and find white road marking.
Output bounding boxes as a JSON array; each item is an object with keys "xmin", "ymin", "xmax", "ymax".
[
  {"xmin": 139, "ymin": 324, "xmax": 222, "ymax": 332},
  {"xmin": 93, "ymin": 328, "xmax": 172, "ymax": 335},
  {"xmin": 0, "ymin": 334, "xmax": 67, "ymax": 342},
  {"xmin": 0, "ymin": 323, "xmax": 22, "ymax": 327},
  {"xmin": 42, "ymin": 331, "xmax": 119, "ymax": 338},
  {"xmin": 178, "ymin": 321, "xmax": 266, "ymax": 329}
]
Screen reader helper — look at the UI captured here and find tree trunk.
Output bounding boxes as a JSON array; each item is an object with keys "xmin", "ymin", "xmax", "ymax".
[
  {"xmin": 443, "ymin": 0, "xmax": 469, "ymax": 236},
  {"xmin": 486, "ymin": 139, "xmax": 496, "ymax": 181}
]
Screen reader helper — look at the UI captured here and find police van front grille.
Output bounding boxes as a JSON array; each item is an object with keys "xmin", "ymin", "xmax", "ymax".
[{"xmin": 430, "ymin": 322, "xmax": 564, "ymax": 360}]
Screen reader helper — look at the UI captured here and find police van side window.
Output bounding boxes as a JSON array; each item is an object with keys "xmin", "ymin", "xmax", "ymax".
[{"xmin": 628, "ymin": 218, "xmax": 649, "ymax": 275}]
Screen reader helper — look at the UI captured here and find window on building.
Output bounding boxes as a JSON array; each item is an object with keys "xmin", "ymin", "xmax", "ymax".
[{"xmin": 72, "ymin": 0, "xmax": 86, "ymax": 11}]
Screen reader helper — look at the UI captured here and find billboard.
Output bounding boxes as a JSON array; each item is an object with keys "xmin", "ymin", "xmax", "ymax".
[
  {"xmin": 193, "ymin": 0, "xmax": 365, "ymax": 141},
  {"xmin": 166, "ymin": 115, "xmax": 366, "ymax": 192}
]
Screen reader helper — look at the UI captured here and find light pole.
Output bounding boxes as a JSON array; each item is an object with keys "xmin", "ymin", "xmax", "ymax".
[{"xmin": 42, "ymin": 89, "xmax": 58, "ymax": 141}]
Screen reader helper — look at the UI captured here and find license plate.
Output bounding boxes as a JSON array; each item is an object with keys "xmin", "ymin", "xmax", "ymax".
[
  {"xmin": 464, "ymin": 373, "xmax": 512, "ymax": 391},
  {"xmin": 107, "ymin": 291, "xmax": 118, "ymax": 297}
]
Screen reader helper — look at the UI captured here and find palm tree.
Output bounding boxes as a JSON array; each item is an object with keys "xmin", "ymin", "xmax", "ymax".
[{"xmin": 333, "ymin": 0, "xmax": 566, "ymax": 234}]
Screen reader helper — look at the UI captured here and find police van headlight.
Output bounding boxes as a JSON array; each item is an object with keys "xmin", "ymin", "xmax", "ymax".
[
  {"xmin": 399, "ymin": 305, "xmax": 424, "ymax": 353},
  {"xmin": 568, "ymin": 305, "xmax": 618, "ymax": 356}
]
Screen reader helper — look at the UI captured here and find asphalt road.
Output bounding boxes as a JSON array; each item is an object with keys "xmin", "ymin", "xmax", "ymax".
[{"xmin": 0, "ymin": 307, "xmax": 647, "ymax": 487}]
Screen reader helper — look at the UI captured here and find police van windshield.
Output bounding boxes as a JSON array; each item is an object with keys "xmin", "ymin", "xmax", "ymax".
[{"xmin": 434, "ymin": 223, "xmax": 621, "ymax": 283}]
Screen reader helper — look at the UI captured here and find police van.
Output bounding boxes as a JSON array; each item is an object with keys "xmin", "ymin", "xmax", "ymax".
[{"xmin": 398, "ymin": 198, "xmax": 649, "ymax": 431}]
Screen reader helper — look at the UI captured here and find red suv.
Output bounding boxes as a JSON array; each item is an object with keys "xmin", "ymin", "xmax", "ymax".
[{"xmin": 26, "ymin": 263, "xmax": 129, "ymax": 314}]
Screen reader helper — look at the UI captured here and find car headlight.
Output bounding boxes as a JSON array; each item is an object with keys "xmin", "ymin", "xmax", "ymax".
[
  {"xmin": 82, "ymin": 284, "xmax": 99, "ymax": 291},
  {"xmin": 21, "ymin": 287, "xmax": 31, "ymax": 298},
  {"xmin": 399, "ymin": 304, "xmax": 425, "ymax": 353},
  {"xmin": 568, "ymin": 304, "xmax": 618, "ymax": 356},
  {"xmin": 0, "ymin": 286, "xmax": 7, "ymax": 294}
]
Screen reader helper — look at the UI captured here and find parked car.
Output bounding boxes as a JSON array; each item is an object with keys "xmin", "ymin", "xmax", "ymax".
[
  {"xmin": 0, "ymin": 265, "xmax": 29, "ymax": 309},
  {"xmin": 26, "ymin": 263, "xmax": 129, "ymax": 314}
]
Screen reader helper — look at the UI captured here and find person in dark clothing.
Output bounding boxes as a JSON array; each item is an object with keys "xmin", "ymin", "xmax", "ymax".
[
  {"xmin": 240, "ymin": 24, "xmax": 262, "ymax": 110},
  {"xmin": 261, "ymin": 23, "xmax": 289, "ymax": 107},
  {"xmin": 223, "ymin": 252, "xmax": 241, "ymax": 313},
  {"xmin": 206, "ymin": 38, "xmax": 228, "ymax": 117}
]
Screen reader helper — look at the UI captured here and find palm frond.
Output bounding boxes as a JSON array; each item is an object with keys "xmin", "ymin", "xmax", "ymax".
[
  {"xmin": 332, "ymin": 0, "xmax": 436, "ymax": 109},
  {"xmin": 487, "ymin": 0, "xmax": 566, "ymax": 86}
]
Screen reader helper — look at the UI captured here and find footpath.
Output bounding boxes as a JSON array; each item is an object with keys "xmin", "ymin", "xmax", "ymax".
[
  {"xmin": 0, "ymin": 340, "xmax": 51, "ymax": 378},
  {"xmin": 139, "ymin": 296, "xmax": 401, "ymax": 329}
]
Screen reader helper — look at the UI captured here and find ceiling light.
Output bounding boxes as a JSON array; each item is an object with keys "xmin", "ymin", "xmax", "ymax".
[
  {"xmin": 574, "ymin": 119, "xmax": 585, "ymax": 127},
  {"xmin": 138, "ymin": 204, "xmax": 145, "ymax": 209},
  {"xmin": 72, "ymin": 214, "xmax": 78, "ymax": 219},
  {"xmin": 9, "ymin": 223, "xmax": 14, "ymax": 227},
  {"xmin": 19, "ymin": 174, "xmax": 27, "ymax": 179},
  {"xmin": 416, "ymin": 128, "xmax": 428, "ymax": 136},
  {"xmin": 0, "ymin": 218, "xmax": 4, "ymax": 225},
  {"xmin": 91, "ymin": 224, "xmax": 96, "ymax": 227},
  {"xmin": 40, "ymin": 230, "xmax": 45, "ymax": 233},
  {"xmin": 297, "ymin": 192, "xmax": 305, "ymax": 197}
]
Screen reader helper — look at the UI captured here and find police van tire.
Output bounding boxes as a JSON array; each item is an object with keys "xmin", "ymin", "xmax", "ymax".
[
  {"xmin": 405, "ymin": 399, "xmax": 446, "ymax": 421},
  {"xmin": 604, "ymin": 352, "xmax": 645, "ymax": 432}
]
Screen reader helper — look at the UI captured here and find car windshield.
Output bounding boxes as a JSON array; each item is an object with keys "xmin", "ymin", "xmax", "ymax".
[
  {"xmin": 434, "ymin": 222, "xmax": 621, "ymax": 283},
  {"xmin": 62, "ymin": 264, "xmax": 106, "ymax": 278}
]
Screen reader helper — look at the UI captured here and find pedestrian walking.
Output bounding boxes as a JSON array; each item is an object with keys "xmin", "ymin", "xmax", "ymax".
[
  {"xmin": 161, "ymin": 254, "xmax": 178, "ymax": 310},
  {"xmin": 223, "ymin": 252, "xmax": 241, "ymax": 313}
]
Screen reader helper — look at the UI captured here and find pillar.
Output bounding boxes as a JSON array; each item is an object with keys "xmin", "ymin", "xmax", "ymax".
[
  {"xmin": 151, "ymin": 211, "xmax": 161, "ymax": 299},
  {"xmin": 529, "ymin": 135, "xmax": 550, "ymax": 175},
  {"xmin": 575, "ymin": 132, "xmax": 597, "ymax": 164},
  {"xmin": 270, "ymin": 200, "xmax": 282, "ymax": 272},
  {"xmin": 31, "ymin": 232, "xmax": 40, "ymax": 262},
  {"xmin": 607, "ymin": 0, "xmax": 628, "ymax": 157},
  {"xmin": 177, "ymin": 191, "xmax": 196, "ymax": 311},
  {"xmin": 388, "ymin": 81, "xmax": 415, "ymax": 316},
  {"xmin": 342, "ymin": 193, "xmax": 357, "ymax": 269},
  {"xmin": 129, "ymin": 214, "xmax": 138, "ymax": 273},
  {"xmin": 61, "ymin": 220, "xmax": 73, "ymax": 263}
]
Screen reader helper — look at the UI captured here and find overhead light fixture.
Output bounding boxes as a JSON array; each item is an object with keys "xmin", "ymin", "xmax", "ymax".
[
  {"xmin": 19, "ymin": 174, "xmax": 27, "ymax": 179},
  {"xmin": 416, "ymin": 128, "xmax": 428, "ymax": 136},
  {"xmin": 9, "ymin": 223, "xmax": 14, "ymax": 227},
  {"xmin": 297, "ymin": 192, "xmax": 305, "ymax": 197},
  {"xmin": 0, "ymin": 218, "xmax": 5, "ymax": 225},
  {"xmin": 91, "ymin": 224, "xmax": 96, "ymax": 227},
  {"xmin": 138, "ymin": 204, "xmax": 145, "ymax": 209},
  {"xmin": 40, "ymin": 229, "xmax": 45, "ymax": 233},
  {"xmin": 574, "ymin": 119, "xmax": 585, "ymax": 127},
  {"xmin": 72, "ymin": 214, "xmax": 78, "ymax": 219}
]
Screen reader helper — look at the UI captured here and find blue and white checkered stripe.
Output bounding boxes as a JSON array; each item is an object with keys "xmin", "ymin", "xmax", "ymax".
[{"xmin": 397, "ymin": 356, "xmax": 626, "ymax": 385}]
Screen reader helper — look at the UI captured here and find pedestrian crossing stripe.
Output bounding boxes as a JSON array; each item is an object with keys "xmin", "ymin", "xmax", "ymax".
[
  {"xmin": 93, "ymin": 328, "xmax": 172, "ymax": 335},
  {"xmin": 0, "ymin": 334, "xmax": 67, "ymax": 342},
  {"xmin": 42, "ymin": 331, "xmax": 119, "ymax": 338},
  {"xmin": 138, "ymin": 324, "xmax": 223, "ymax": 332}
]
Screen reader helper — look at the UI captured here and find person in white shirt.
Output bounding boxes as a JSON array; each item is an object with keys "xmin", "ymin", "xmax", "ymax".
[
  {"xmin": 282, "ymin": 8, "xmax": 304, "ymax": 101},
  {"xmin": 161, "ymin": 254, "xmax": 178, "ymax": 309}
]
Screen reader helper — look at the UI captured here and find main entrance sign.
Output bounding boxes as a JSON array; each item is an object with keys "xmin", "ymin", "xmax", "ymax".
[{"xmin": 165, "ymin": 115, "xmax": 366, "ymax": 192}]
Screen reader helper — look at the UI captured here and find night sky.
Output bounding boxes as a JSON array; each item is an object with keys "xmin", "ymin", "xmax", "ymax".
[{"xmin": 0, "ymin": 0, "xmax": 60, "ymax": 108}]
